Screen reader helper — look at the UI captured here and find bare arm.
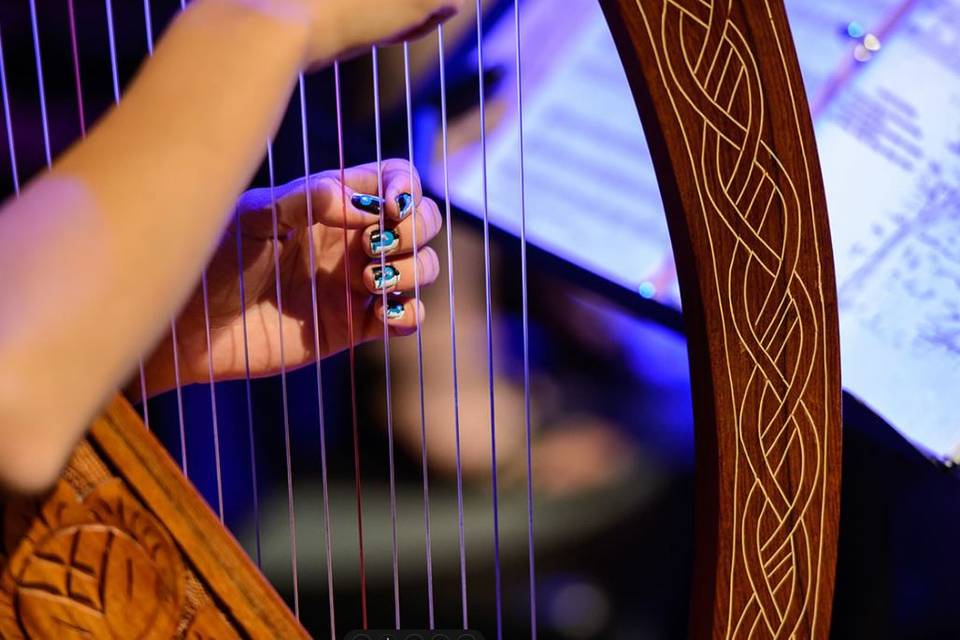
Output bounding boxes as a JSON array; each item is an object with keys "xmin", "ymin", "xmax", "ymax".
[{"xmin": 0, "ymin": 0, "xmax": 459, "ymax": 492}]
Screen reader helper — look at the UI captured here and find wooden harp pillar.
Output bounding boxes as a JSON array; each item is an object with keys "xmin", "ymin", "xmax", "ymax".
[{"xmin": 601, "ymin": 0, "xmax": 842, "ymax": 638}]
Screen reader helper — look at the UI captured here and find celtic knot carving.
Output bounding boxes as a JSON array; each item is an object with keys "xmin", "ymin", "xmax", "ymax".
[{"xmin": 627, "ymin": 0, "xmax": 838, "ymax": 637}]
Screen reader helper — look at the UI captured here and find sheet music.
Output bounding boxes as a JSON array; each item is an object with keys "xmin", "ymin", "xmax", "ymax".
[
  {"xmin": 785, "ymin": 0, "xmax": 904, "ymax": 98},
  {"xmin": 428, "ymin": 0, "xmax": 960, "ymax": 459},
  {"xmin": 817, "ymin": 0, "xmax": 960, "ymax": 459}
]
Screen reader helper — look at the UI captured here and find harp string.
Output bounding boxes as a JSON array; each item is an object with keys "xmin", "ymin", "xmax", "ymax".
[
  {"xmin": 437, "ymin": 23, "xmax": 470, "ymax": 629},
  {"xmin": 105, "ymin": 0, "xmax": 120, "ymax": 102},
  {"xmin": 371, "ymin": 44, "xmax": 403, "ymax": 629},
  {"xmin": 104, "ymin": 3, "xmax": 154, "ymax": 429},
  {"xmin": 264, "ymin": 142, "xmax": 290, "ymax": 577},
  {"xmin": 153, "ymin": 0, "xmax": 225, "ymax": 513},
  {"xmin": 402, "ymin": 41, "xmax": 437, "ymax": 628},
  {"xmin": 0, "ymin": 27, "xmax": 17, "ymax": 196},
  {"xmin": 199, "ymin": 271, "xmax": 225, "ymax": 520},
  {"xmin": 27, "ymin": 1, "xmax": 51, "ymax": 167},
  {"xmin": 289, "ymin": 72, "xmax": 328, "ymax": 622},
  {"xmin": 143, "ymin": 0, "xmax": 155, "ymax": 56},
  {"xmin": 170, "ymin": 319, "xmax": 189, "ymax": 475},
  {"xmin": 66, "ymin": 0, "xmax": 85, "ymax": 136},
  {"xmin": 104, "ymin": 0, "xmax": 155, "ymax": 433},
  {"xmin": 475, "ymin": 2, "xmax": 504, "ymax": 637},
  {"xmin": 514, "ymin": 0, "xmax": 538, "ymax": 635},
  {"xmin": 169, "ymin": 4, "xmax": 188, "ymax": 477},
  {"xmin": 1, "ymin": 28, "xmax": 18, "ymax": 196},
  {"xmin": 142, "ymin": 1, "xmax": 188, "ymax": 467},
  {"xmin": 333, "ymin": 60, "xmax": 369, "ymax": 629},
  {"xmin": 235, "ymin": 205, "xmax": 261, "ymax": 567}
]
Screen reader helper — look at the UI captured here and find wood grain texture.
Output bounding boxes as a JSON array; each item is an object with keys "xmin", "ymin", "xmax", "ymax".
[
  {"xmin": 0, "ymin": 395, "xmax": 308, "ymax": 639},
  {"xmin": 599, "ymin": 1, "xmax": 843, "ymax": 638}
]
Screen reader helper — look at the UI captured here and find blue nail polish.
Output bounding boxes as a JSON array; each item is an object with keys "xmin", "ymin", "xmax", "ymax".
[
  {"xmin": 370, "ymin": 229, "xmax": 399, "ymax": 254},
  {"xmin": 352, "ymin": 193, "xmax": 384, "ymax": 214},
  {"xmin": 373, "ymin": 265, "xmax": 400, "ymax": 290},
  {"xmin": 396, "ymin": 193, "xmax": 413, "ymax": 217},
  {"xmin": 385, "ymin": 301, "xmax": 405, "ymax": 319}
]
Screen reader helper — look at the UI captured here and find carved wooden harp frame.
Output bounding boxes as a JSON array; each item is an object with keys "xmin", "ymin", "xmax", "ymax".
[{"xmin": 0, "ymin": 0, "xmax": 841, "ymax": 638}]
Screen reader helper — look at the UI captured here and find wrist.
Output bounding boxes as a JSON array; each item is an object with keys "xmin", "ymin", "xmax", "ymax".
[{"xmin": 186, "ymin": 0, "xmax": 315, "ymax": 71}]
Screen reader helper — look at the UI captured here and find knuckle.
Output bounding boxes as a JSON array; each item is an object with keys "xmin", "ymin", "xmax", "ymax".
[{"xmin": 313, "ymin": 174, "xmax": 339, "ymax": 195}]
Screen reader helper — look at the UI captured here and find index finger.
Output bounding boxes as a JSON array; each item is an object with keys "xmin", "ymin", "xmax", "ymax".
[{"xmin": 380, "ymin": 158, "xmax": 423, "ymax": 221}]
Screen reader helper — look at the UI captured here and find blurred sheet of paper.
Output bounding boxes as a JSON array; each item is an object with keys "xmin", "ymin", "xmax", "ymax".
[{"xmin": 817, "ymin": 0, "xmax": 960, "ymax": 459}]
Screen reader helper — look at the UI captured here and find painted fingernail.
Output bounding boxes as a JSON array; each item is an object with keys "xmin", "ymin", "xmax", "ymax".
[
  {"xmin": 352, "ymin": 193, "xmax": 384, "ymax": 214},
  {"xmin": 385, "ymin": 301, "xmax": 405, "ymax": 319},
  {"xmin": 370, "ymin": 228, "xmax": 400, "ymax": 255},
  {"xmin": 373, "ymin": 264, "xmax": 401, "ymax": 290},
  {"xmin": 396, "ymin": 192, "xmax": 413, "ymax": 218}
]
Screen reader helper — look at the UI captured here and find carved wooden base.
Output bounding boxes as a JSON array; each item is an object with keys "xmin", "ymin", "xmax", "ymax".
[{"xmin": 0, "ymin": 396, "xmax": 307, "ymax": 639}]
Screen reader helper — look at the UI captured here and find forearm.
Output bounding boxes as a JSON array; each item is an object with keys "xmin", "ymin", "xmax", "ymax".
[{"xmin": 0, "ymin": 1, "xmax": 311, "ymax": 491}]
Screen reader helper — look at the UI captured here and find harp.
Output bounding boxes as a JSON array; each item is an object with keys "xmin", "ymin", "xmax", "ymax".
[{"xmin": 0, "ymin": 0, "xmax": 841, "ymax": 638}]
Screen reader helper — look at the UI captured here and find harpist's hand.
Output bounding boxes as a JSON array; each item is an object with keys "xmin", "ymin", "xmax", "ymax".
[{"xmin": 140, "ymin": 159, "xmax": 441, "ymax": 394}]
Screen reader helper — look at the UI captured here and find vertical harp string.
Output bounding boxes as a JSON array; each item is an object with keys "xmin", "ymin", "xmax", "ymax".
[
  {"xmin": 162, "ymin": 0, "xmax": 225, "ymax": 514},
  {"xmin": 514, "ymin": 0, "xmax": 538, "ymax": 635},
  {"xmin": 106, "ymin": 2, "xmax": 165, "ymax": 435},
  {"xmin": 199, "ymin": 268, "xmax": 225, "ymax": 520},
  {"xmin": 142, "ymin": 0, "xmax": 190, "ymax": 475},
  {"xmin": 437, "ymin": 24, "xmax": 469, "ymax": 629},
  {"xmin": 27, "ymin": 1, "xmax": 51, "ymax": 167},
  {"xmin": 142, "ymin": 0, "xmax": 154, "ymax": 56},
  {"xmin": 331, "ymin": 63, "xmax": 369, "ymax": 629},
  {"xmin": 169, "ymin": 0, "xmax": 189, "ymax": 476},
  {"xmin": 475, "ymin": 2, "xmax": 504, "ymax": 638},
  {"xmin": 104, "ymin": 0, "xmax": 159, "ymax": 433},
  {"xmin": 234, "ymin": 200, "xmax": 261, "ymax": 567},
  {"xmin": 66, "ymin": 0, "xmax": 85, "ymax": 137},
  {"xmin": 402, "ymin": 41, "xmax": 437, "ymax": 629},
  {"xmin": 298, "ymin": 73, "xmax": 344, "ymax": 638},
  {"xmin": 0, "ymin": 27, "xmax": 18, "ymax": 196},
  {"xmin": 372, "ymin": 45, "xmax": 403, "ymax": 629},
  {"xmin": 229, "ymin": 0, "xmax": 265, "ymax": 566}
]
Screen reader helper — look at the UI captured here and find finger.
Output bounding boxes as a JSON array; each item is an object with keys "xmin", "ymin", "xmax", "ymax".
[
  {"xmin": 237, "ymin": 172, "xmax": 381, "ymax": 237},
  {"xmin": 308, "ymin": 159, "xmax": 420, "ymax": 211},
  {"xmin": 361, "ymin": 197, "xmax": 443, "ymax": 258},
  {"xmin": 361, "ymin": 247, "xmax": 440, "ymax": 295},
  {"xmin": 381, "ymin": 158, "xmax": 423, "ymax": 221},
  {"xmin": 373, "ymin": 296, "xmax": 425, "ymax": 336}
]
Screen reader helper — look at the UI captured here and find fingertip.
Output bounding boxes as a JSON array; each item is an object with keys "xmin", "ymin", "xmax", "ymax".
[
  {"xmin": 417, "ymin": 246, "xmax": 441, "ymax": 285},
  {"xmin": 421, "ymin": 197, "xmax": 444, "ymax": 240},
  {"xmin": 377, "ymin": 297, "xmax": 425, "ymax": 334},
  {"xmin": 350, "ymin": 192, "xmax": 386, "ymax": 216},
  {"xmin": 363, "ymin": 224, "xmax": 401, "ymax": 258},
  {"xmin": 383, "ymin": 159, "xmax": 423, "ymax": 220},
  {"xmin": 384, "ymin": 189, "xmax": 415, "ymax": 221}
]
